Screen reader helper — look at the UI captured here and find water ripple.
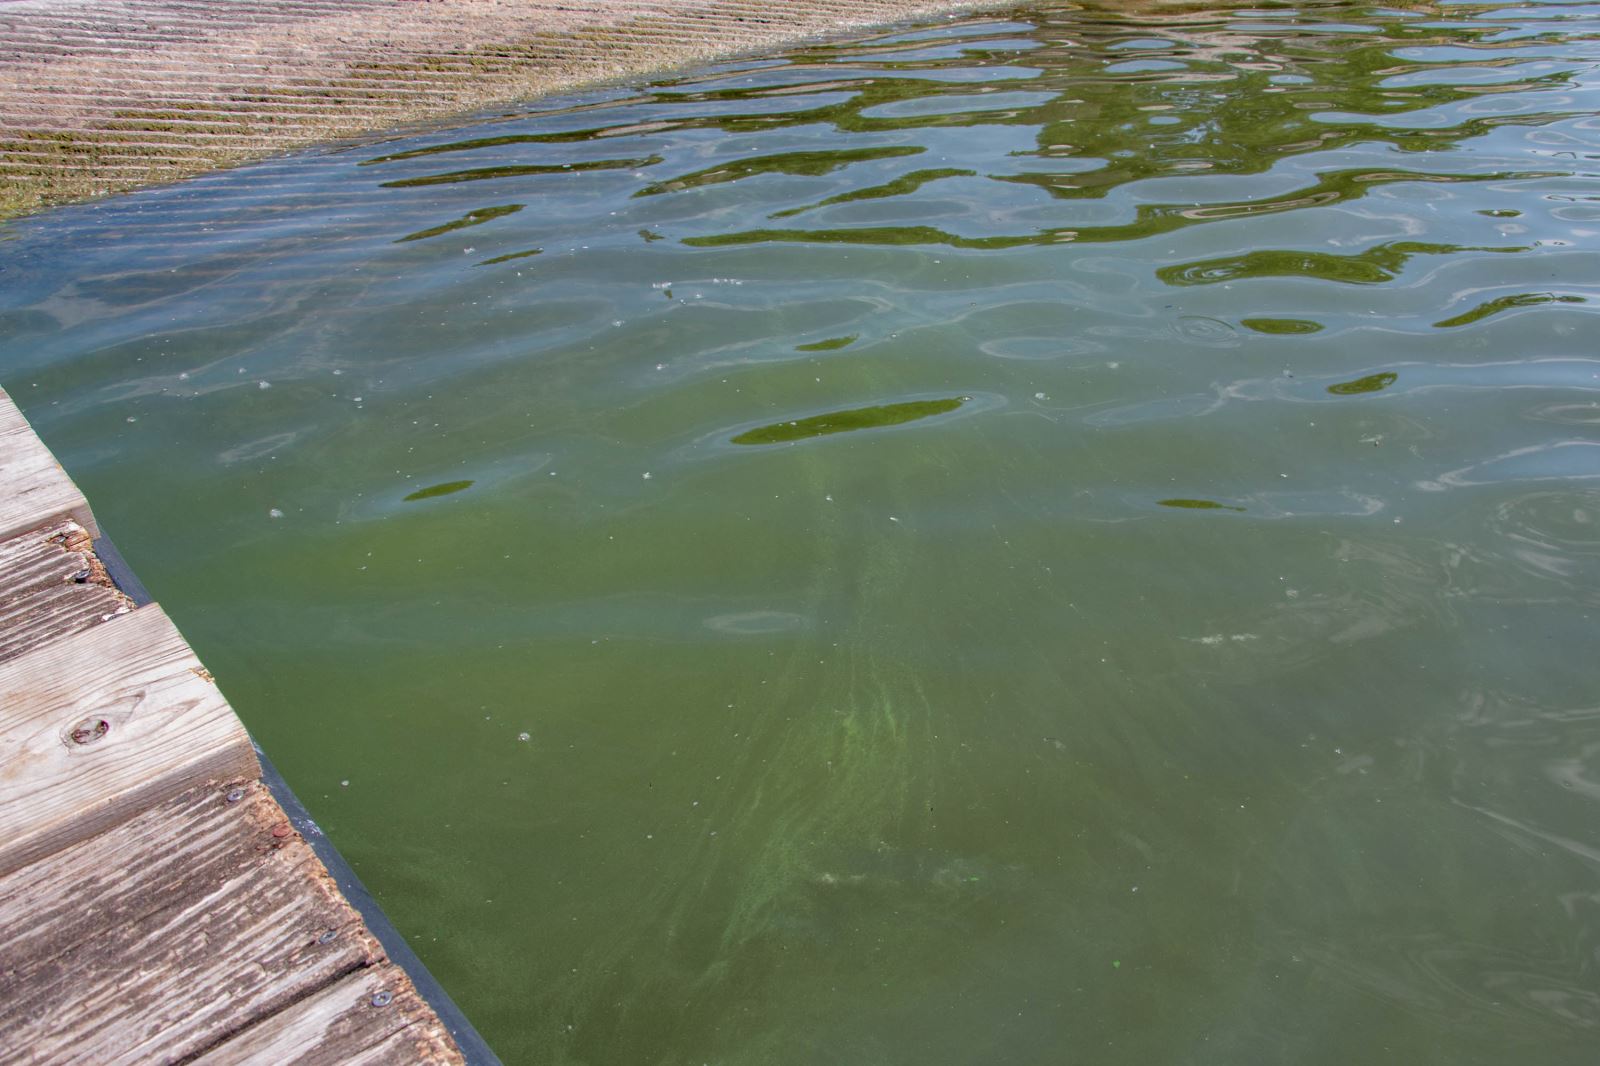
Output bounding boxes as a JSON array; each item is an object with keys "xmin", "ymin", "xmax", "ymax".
[{"xmin": 5, "ymin": 4, "xmax": 1600, "ymax": 1064}]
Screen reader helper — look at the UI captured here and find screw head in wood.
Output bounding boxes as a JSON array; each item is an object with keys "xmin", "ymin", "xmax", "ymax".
[
  {"xmin": 225, "ymin": 787, "xmax": 245, "ymax": 803},
  {"xmin": 317, "ymin": 929, "xmax": 339, "ymax": 944},
  {"xmin": 371, "ymin": 990, "xmax": 393, "ymax": 1008}
]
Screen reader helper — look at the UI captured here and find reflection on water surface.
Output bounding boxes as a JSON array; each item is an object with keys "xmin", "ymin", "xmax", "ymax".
[{"xmin": 4, "ymin": 1, "xmax": 1600, "ymax": 1063}]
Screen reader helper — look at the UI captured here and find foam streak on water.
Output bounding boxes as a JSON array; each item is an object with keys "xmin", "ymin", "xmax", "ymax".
[{"xmin": 3, "ymin": 3, "xmax": 1600, "ymax": 1063}]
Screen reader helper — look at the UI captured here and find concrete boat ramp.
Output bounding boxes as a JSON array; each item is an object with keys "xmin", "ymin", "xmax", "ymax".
[{"xmin": 0, "ymin": 0, "xmax": 994, "ymax": 219}]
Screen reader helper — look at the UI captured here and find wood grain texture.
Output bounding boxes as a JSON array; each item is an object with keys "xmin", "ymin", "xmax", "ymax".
[
  {"xmin": 0, "ymin": 603, "xmax": 259, "ymax": 876},
  {"xmin": 0, "ymin": 388, "xmax": 98, "ymax": 541},
  {"xmin": 192, "ymin": 964, "xmax": 464, "ymax": 1066},
  {"xmin": 0, "ymin": 519, "xmax": 133, "ymax": 665},
  {"xmin": 0, "ymin": 781, "xmax": 392, "ymax": 1066}
]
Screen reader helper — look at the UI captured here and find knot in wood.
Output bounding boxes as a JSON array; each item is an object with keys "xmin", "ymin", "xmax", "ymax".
[{"xmin": 68, "ymin": 717, "xmax": 110, "ymax": 745}]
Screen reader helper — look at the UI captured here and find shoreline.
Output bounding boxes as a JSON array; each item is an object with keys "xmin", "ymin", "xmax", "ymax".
[{"xmin": 0, "ymin": 0, "xmax": 1017, "ymax": 221}]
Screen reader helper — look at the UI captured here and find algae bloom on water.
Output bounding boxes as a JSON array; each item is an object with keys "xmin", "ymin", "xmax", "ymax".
[
  {"xmin": 403, "ymin": 479, "xmax": 475, "ymax": 501},
  {"xmin": 1327, "ymin": 371, "xmax": 1398, "ymax": 395},
  {"xmin": 795, "ymin": 334, "xmax": 858, "ymax": 352},
  {"xmin": 731, "ymin": 397, "xmax": 967, "ymax": 445},
  {"xmin": 1240, "ymin": 317, "xmax": 1324, "ymax": 335},
  {"xmin": 1159, "ymin": 498, "xmax": 1246, "ymax": 512}
]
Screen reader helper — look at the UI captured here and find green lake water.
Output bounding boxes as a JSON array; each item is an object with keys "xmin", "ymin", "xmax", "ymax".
[{"xmin": 4, "ymin": 2, "xmax": 1600, "ymax": 1061}]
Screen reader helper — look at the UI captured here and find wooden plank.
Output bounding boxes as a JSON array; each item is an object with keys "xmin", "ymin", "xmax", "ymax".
[
  {"xmin": 191, "ymin": 964, "xmax": 464, "ymax": 1066},
  {"xmin": 0, "ymin": 603, "xmax": 259, "ymax": 876},
  {"xmin": 0, "ymin": 781, "xmax": 388, "ymax": 1066},
  {"xmin": 0, "ymin": 581, "xmax": 131, "ymax": 663},
  {"xmin": 0, "ymin": 518, "xmax": 133, "ymax": 665},
  {"xmin": 0, "ymin": 520, "xmax": 94, "ymax": 597},
  {"xmin": 0, "ymin": 387, "xmax": 98, "ymax": 542}
]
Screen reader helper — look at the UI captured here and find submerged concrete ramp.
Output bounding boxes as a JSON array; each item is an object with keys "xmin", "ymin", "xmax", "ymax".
[{"xmin": 0, "ymin": 0, "xmax": 993, "ymax": 218}]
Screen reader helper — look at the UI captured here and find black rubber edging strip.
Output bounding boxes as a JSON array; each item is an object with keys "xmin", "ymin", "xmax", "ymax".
[
  {"xmin": 94, "ymin": 531, "xmax": 502, "ymax": 1066},
  {"xmin": 92, "ymin": 535, "xmax": 153, "ymax": 606},
  {"xmin": 255, "ymin": 743, "xmax": 505, "ymax": 1066}
]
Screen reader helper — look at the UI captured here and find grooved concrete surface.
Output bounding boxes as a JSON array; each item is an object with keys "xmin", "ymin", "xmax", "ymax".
[{"xmin": 0, "ymin": 0, "xmax": 996, "ymax": 218}]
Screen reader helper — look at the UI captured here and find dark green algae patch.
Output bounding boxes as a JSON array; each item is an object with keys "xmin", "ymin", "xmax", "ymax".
[
  {"xmin": 403, "ymin": 479, "xmax": 475, "ymax": 501},
  {"xmin": 1159, "ymin": 498, "xmax": 1246, "ymax": 512},
  {"xmin": 795, "ymin": 334, "xmax": 857, "ymax": 352},
  {"xmin": 380, "ymin": 155, "xmax": 661, "ymax": 188},
  {"xmin": 1241, "ymin": 317, "xmax": 1323, "ymax": 335},
  {"xmin": 1432, "ymin": 292, "xmax": 1584, "ymax": 328},
  {"xmin": 478, "ymin": 247, "xmax": 542, "ymax": 266},
  {"xmin": 397, "ymin": 204, "xmax": 522, "ymax": 243},
  {"xmin": 732, "ymin": 397, "xmax": 966, "ymax": 445},
  {"xmin": 1328, "ymin": 371, "xmax": 1398, "ymax": 395},
  {"xmin": 634, "ymin": 146, "xmax": 923, "ymax": 198}
]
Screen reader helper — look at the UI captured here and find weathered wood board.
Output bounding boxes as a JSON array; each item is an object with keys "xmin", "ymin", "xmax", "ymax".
[
  {"xmin": 0, "ymin": 782, "xmax": 373, "ymax": 1063},
  {"xmin": 0, "ymin": 603, "xmax": 259, "ymax": 876},
  {"xmin": 192, "ymin": 964, "xmax": 464, "ymax": 1066},
  {"xmin": 0, "ymin": 387, "xmax": 98, "ymax": 541},
  {"xmin": 0, "ymin": 781, "xmax": 455, "ymax": 1065},
  {"xmin": 0, "ymin": 518, "xmax": 132, "ymax": 665}
]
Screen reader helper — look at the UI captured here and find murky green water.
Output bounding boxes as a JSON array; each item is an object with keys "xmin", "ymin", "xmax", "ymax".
[{"xmin": 4, "ymin": 2, "xmax": 1600, "ymax": 1061}]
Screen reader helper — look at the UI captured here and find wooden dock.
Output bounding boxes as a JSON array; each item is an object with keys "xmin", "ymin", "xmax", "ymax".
[{"xmin": 0, "ymin": 384, "xmax": 480, "ymax": 1064}]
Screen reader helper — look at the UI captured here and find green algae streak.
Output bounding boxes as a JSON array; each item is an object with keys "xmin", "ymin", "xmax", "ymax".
[
  {"xmin": 771, "ymin": 167, "xmax": 975, "ymax": 219},
  {"xmin": 796, "ymin": 335, "xmax": 858, "ymax": 352},
  {"xmin": 381, "ymin": 156, "xmax": 661, "ymax": 188},
  {"xmin": 732, "ymin": 397, "xmax": 966, "ymax": 445},
  {"xmin": 397, "ymin": 204, "xmax": 523, "ymax": 243},
  {"xmin": 635, "ymin": 146, "xmax": 923, "ymax": 198},
  {"xmin": 403, "ymin": 479, "xmax": 475, "ymax": 501},
  {"xmin": 1159, "ymin": 498, "xmax": 1246, "ymax": 512},
  {"xmin": 1432, "ymin": 292, "xmax": 1585, "ymax": 328},
  {"xmin": 1159, "ymin": 242, "xmax": 1530, "ymax": 287},
  {"xmin": 1241, "ymin": 317, "xmax": 1323, "ymax": 335},
  {"xmin": 1327, "ymin": 371, "xmax": 1398, "ymax": 395},
  {"xmin": 478, "ymin": 247, "xmax": 543, "ymax": 265}
]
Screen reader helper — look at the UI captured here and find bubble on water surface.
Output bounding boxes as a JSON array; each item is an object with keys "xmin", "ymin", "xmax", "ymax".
[
  {"xmin": 979, "ymin": 336, "xmax": 1106, "ymax": 361},
  {"xmin": 1170, "ymin": 316, "xmax": 1240, "ymax": 347},
  {"xmin": 704, "ymin": 611, "xmax": 808, "ymax": 635}
]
